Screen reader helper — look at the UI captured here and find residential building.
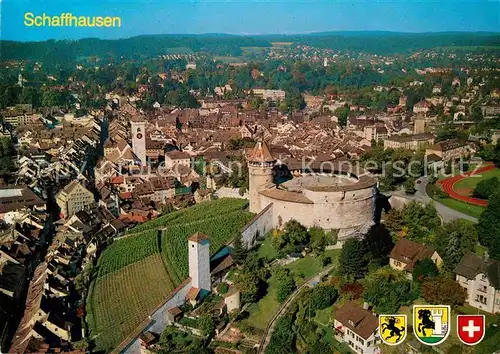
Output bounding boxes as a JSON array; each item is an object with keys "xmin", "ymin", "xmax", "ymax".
[
  {"xmin": 413, "ymin": 101, "xmax": 431, "ymax": 114},
  {"xmin": 56, "ymin": 181, "xmax": 95, "ymax": 218},
  {"xmin": 334, "ymin": 301, "xmax": 380, "ymax": 354},
  {"xmin": 250, "ymin": 89, "xmax": 286, "ymax": 101},
  {"xmin": 364, "ymin": 125, "xmax": 388, "ymax": 144},
  {"xmin": 480, "ymin": 104, "xmax": 500, "ymax": 117},
  {"xmin": 455, "ymin": 253, "xmax": 500, "ymax": 314},
  {"xmin": 165, "ymin": 150, "xmax": 191, "ymax": 169},
  {"xmin": 389, "ymin": 239, "xmax": 442, "ymax": 279},
  {"xmin": 0, "ymin": 187, "xmax": 46, "ymax": 224},
  {"xmin": 425, "ymin": 139, "xmax": 470, "ymax": 161},
  {"xmin": 383, "ymin": 134, "xmax": 435, "ymax": 151}
]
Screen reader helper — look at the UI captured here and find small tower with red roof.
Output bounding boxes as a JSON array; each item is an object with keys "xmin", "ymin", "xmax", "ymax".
[{"xmin": 247, "ymin": 140, "xmax": 276, "ymax": 213}]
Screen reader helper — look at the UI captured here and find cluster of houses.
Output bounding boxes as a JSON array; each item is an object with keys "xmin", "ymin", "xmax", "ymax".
[
  {"xmin": 3, "ymin": 203, "xmax": 135, "ymax": 353},
  {"xmin": 331, "ymin": 238, "xmax": 500, "ymax": 354}
]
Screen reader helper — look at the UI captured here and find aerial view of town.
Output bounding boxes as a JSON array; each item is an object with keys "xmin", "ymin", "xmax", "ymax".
[{"xmin": 0, "ymin": 0, "xmax": 499, "ymax": 353}]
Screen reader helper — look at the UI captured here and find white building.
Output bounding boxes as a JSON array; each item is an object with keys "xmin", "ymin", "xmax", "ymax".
[
  {"xmin": 455, "ymin": 253, "xmax": 500, "ymax": 314},
  {"xmin": 334, "ymin": 301, "xmax": 381, "ymax": 354},
  {"xmin": 130, "ymin": 115, "xmax": 147, "ymax": 165},
  {"xmin": 188, "ymin": 232, "xmax": 211, "ymax": 292}
]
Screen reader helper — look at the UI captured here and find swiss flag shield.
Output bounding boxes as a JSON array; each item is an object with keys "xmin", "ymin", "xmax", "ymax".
[{"xmin": 457, "ymin": 315, "xmax": 486, "ymax": 345}]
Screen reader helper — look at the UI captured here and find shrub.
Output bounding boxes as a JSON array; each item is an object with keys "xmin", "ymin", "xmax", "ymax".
[
  {"xmin": 217, "ymin": 282, "xmax": 229, "ymax": 295},
  {"xmin": 310, "ymin": 285, "xmax": 338, "ymax": 311}
]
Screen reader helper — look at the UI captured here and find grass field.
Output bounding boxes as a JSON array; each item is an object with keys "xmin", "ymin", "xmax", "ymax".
[
  {"xmin": 257, "ymin": 234, "xmax": 278, "ymax": 262},
  {"xmin": 427, "ymin": 182, "xmax": 485, "ymax": 218},
  {"xmin": 87, "ymin": 199, "xmax": 253, "ymax": 351},
  {"xmin": 436, "ymin": 196, "xmax": 485, "ymax": 218},
  {"xmin": 453, "ymin": 168, "xmax": 500, "ymax": 194},
  {"xmin": 87, "ymin": 255, "xmax": 175, "ymax": 352}
]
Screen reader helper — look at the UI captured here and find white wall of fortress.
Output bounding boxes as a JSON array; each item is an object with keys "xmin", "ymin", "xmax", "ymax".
[
  {"xmin": 239, "ymin": 203, "xmax": 274, "ymax": 249},
  {"xmin": 259, "ymin": 187, "xmax": 374, "ymax": 231}
]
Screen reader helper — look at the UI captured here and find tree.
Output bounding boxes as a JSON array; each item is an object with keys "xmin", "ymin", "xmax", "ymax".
[
  {"xmin": 271, "ymin": 220, "xmax": 310, "ymax": 255},
  {"xmin": 309, "ymin": 285, "xmax": 338, "ymax": 311},
  {"xmin": 404, "ymin": 178, "xmax": 417, "ymax": 194},
  {"xmin": 421, "ymin": 277, "xmax": 467, "ymax": 308},
  {"xmin": 320, "ymin": 254, "xmax": 332, "ymax": 267},
  {"xmin": 283, "ymin": 220, "xmax": 310, "ymax": 245},
  {"xmin": 473, "ymin": 177, "xmax": 500, "ymax": 200},
  {"xmin": 275, "ymin": 267, "xmax": 296, "ymax": 302},
  {"xmin": 217, "ymin": 282, "xmax": 229, "ymax": 295},
  {"xmin": 334, "ymin": 105, "xmax": 350, "ymax": 128},
  {"xmin": 234, "ymin": 270, "xmax": 259, "ymax": 303},
  {"xmin": 433, "ymin": 219, "xmax": 478, "ymax": 271},
  {"xmin": 338, "ymin": 239, "xmax": 369, "ymax": 279},
  {"xmin": 478, "ymin": 192, "xmax": 500, "ymax": 260},
  {"xmin": 362, "ymin": 268, "xmax": 415, "ymax": 313},
  {"xmin": 362, "ymin": 224, "xmax": 394, "ymax": 267},
  {"xmin": 0, "ymin": 137, "xmax": 16, "ymax": 178},
  {"xmin": 198, "ymin": 315, "xmax": 215, "ymax": 337},
  {"xmin": 386, "ymin": 201, "xmax": 441, "ymax": 242},
  {"xmin": 412, "ymin": 258, "xmax": 439, "ymax": 282},
  {"xmin": 266, "ymin": 316, "xmax": 296, "ymax": 354},
  {"xmin": 231, "ymin": 233, "xmax": 247, "ymax": 265}
]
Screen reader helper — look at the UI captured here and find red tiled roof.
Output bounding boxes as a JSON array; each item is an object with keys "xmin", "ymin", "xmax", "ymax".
[
  {"xmin": 247, "ymin": 141, "xmax": 275, "ymax": 163},
  {"xmin": 189, "ymin": 232, "xmax": 209, "ymax": 243},
  {"xmin": 186, "ymin": 287, "xmax": 200, "ymax": 301}
]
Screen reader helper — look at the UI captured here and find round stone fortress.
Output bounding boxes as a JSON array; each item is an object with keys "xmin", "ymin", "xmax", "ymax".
[{"xmin": 247, "ymin": 141, "xmax": 378, "ymax": 238}]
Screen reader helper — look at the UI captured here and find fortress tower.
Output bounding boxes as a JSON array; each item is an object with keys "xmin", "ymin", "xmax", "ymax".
[
  {"xmin": 247, "ymin": 140, "xmax": 276, "ymax": 213},
  {"xmin": 188, "ymin": 232, "xmax": 211, "ymax": 292},
  {"xmin": 130, "ymin": 115, "xmax": 146, "ymax": 165}
]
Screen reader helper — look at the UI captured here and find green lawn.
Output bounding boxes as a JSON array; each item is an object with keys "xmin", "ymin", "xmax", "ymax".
[
  {"xmin": 475, "ymin": 244, "xmax": 487, "ymax": 257},
  {"xmin": 287, "ymin": 249, "xmax": 340, "ymax": 284},
  {"xmin": 454, "ymin": 168, "xmax": 500, "ymax": 191},
  {"xmin": 239, "ymin": 274, "xmax": 279, "ymax": 332},
  {"xmin": 436, "ymin": 196, "xmax": 484, "ymax": 218},
  {"xmin": 314, "ymin": 304, "xmax": 334, "ymax": 326},
  {"xmin": 257, "ymin": 236, "xmax": 278, "ymax": 262}
]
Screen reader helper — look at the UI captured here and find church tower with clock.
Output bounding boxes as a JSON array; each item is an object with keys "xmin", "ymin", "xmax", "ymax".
[{"xmin": 130, "ymin": 115, "xmax": 146, "ymax": 165}]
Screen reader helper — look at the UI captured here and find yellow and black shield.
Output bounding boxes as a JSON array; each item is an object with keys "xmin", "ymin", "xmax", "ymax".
[
  {"xmin": 379, "ymin": 314, "xmax": 407, "ymax": 345},
  {"xmin": 413, "ymin": 305, "xmax": 451, "ymax": 346}
]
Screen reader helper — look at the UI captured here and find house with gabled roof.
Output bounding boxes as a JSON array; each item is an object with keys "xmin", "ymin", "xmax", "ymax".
[
  {"xmin": 333, "ymin": 301, "xmax": 381, "ymax": 354},
  {"xmin": 389, "ymin": 239, "xmax": 442, "ymax": 279},
  {"xmin": 455, "ymin": 253, "xmax": 500, "ymax": 314}
]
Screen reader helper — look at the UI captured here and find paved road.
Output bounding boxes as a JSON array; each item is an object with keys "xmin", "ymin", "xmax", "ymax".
[
  {"xmin": 257, "ymin": 265, "xmax": 335, "ymax": 354},
  {"xmin": 409, "ymin": 176, "xmax": 477, "ymax": 223}
]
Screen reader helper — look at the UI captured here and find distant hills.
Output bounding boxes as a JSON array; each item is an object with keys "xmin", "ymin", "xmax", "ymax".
[{"xmin": 1, "ymin": 32, "xmax": 499, "ymax": 63}]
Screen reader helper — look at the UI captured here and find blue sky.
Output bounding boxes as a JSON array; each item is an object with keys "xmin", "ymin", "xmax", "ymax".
[{"xmin": 1, "ymin": 0, "xmax": 499, "ymax": 41}]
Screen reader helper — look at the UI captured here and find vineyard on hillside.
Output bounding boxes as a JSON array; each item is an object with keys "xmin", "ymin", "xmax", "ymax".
[
  {"xmin": 87, "ymin": 254, "xmax": 175, "ymax": 352},
  {"xmin": 96, "ymin": 230, "xmax": 159, "ymax": 277},
  {"xmin": 125, "ymin": 198, "xmax": 249, "ymax": 235},
  {"xmin": 161, "ymin": 210, "xmax": 255, "ymax": 284},
  {"xmin": 87, "ymin": 198, "xmax": 254, "ymax": 352}
]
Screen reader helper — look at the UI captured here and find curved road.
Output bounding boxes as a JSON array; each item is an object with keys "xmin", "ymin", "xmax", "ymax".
[
  {"xmin": 413, "ymin": 176, "xmax": 477, "ymax": 223},
  {"xmin": 257, "ymin": 264, "xmax": 335, "ymax": 354}
]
